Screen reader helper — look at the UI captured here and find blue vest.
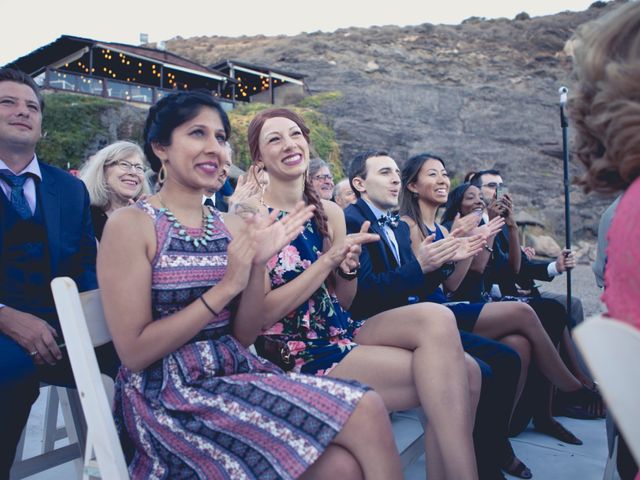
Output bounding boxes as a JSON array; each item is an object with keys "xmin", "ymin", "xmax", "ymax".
[{"xmin": 0, "ymin": 181, "xmax": 57, "ymax": 327}]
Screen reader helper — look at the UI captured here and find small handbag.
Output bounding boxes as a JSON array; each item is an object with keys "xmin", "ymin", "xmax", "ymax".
[{"xmin": 254, "ymin": 335, "xmax": 295, "ymax": 372}]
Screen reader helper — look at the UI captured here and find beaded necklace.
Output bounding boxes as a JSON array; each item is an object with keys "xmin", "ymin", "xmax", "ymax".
[{"xmin": 157, "ymin": 194, "xmax": 215, "ymax": 247}]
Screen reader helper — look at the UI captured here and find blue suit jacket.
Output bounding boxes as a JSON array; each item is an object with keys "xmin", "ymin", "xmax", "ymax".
[
  {"xmin": 490, "ymin": 227, "xmax": 553, "ymax": 296},
  {"xmin": 0, "ymin": 161, "xmax": 97, "ymax": 300},
  {"xmin": 344, "ymin": 198, "xmax": 445, "ymax": 319}
]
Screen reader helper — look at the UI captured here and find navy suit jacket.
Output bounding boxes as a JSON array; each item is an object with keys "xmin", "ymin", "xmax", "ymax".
[
  {"xmin": 490, "ymin": 227, "xmax": 553, "ymax": 296},
  {"xmin": 0, "ymin": 161, "xmax": 97, "ymax": 302},
  {"xmin": 344, "ymin": 198, "xmax": 445, "ymax": 319}
]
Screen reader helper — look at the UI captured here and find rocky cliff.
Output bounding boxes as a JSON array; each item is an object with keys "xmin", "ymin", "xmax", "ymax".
[{"xmin": 161, "ymin": 1, "xmax": 625, "ymax": 253}]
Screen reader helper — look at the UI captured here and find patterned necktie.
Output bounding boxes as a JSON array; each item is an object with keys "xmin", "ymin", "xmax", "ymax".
[
  {"xmin": 203, "ymin": 197, "xmax": 215, "ymax": 208},
  {"xmin": 0, "ymin": 171, "xmax": 33, "ymax": 219},
  {"xmin": 377, "ymin": 213, "xmax": 400, "ymax": 229}
]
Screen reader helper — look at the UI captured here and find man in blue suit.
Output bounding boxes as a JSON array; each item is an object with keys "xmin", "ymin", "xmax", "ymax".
[
  {"xmin": 344, "ymin": 151, "xmax": 523, "ymax": 480},
  {"xmin": 0, "ymin": 68, "xmax": 114, "ymax": 476}
]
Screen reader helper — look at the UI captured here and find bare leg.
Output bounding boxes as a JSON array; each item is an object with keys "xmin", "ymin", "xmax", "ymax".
[
  {"xmin": 425, "ymin": 426, "xmax": 445, "ymax": 480},
  {"xmin": 329, "ymin": 391, "xmax": 402, "ymax": 480},
  {"xmin": 560, "ymin": 328, "xmax": 593, "ymax": 387},
  {"xmin": 300, "ymin": 444, "xmax": 363, "ymax": 480},
  {"xmin": 473, "ymin": 302, "xmax": 582, "ymax": 392},
  {"xmin": 424, "ymin": 355, "xmax": 480, "ymax": 480},
  {"xmin": 333, "ymin": 302, "xmax": 478, "ymax": 480},
  {"xmin": 499, "ymin": 334, "xmax": 531, "ymax": 418}
]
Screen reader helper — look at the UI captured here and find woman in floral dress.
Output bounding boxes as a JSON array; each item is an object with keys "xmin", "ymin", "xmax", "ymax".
[
  {"xmin": 248, "ymin": 108, "xmax": 482, "ymax": 480},
  {"xmin": 97, "ymin": 91, "xmax": 402, "ymax": 479}
]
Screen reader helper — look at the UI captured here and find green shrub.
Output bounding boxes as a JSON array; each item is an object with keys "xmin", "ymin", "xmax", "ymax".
[{"xmin": 37, "ymin": 93, "xmax": 113, "ymax": 169}]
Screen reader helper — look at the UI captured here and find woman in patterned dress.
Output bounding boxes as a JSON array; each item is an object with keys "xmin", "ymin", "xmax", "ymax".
[
  {"xmin": 97, "ymin": 91, "xmax": 402, "ymax": 479},
  {"xmin": 247, "ymin": 108, "xmax": 482, "ymax": 480}
]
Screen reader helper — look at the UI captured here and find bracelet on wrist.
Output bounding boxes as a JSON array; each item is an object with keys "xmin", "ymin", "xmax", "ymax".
[
  {"xmin": 199, "ymin": 295, "xmax": 219, "ymax": 317},
  {"xmin": 336, "ymin": 265, "xmax": 359, "ymax": 281}
]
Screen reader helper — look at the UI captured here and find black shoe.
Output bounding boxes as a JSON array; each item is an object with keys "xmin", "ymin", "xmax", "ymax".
[
  {"xmin": 502, "ymin": 455, "xmax": 533, "ymax": 479},
  {"xmin": 555, "ymin": 385, "xmax": 606, "ymax": 419},
  {"xmin": 533, "ymin": 418, "xmax": 583, "ymax": 445}
]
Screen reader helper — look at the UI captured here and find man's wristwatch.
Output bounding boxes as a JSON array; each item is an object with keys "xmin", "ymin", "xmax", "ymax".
[{"xmin": 337, "ymin": 266, "xmax": 359, "ymax": 281}]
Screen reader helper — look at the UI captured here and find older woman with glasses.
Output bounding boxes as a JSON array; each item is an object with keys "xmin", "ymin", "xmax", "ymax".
[{"xmin": 79, "ymin": 141, "xmax": 151, "ymax": 240}]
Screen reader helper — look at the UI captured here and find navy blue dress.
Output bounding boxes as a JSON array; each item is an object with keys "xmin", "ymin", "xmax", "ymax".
[{"xmin": 424, "ymin": 223, "xmax": 485, "ymax": 332}]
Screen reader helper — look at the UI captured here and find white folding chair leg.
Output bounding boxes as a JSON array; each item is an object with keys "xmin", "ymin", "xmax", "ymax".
[
  {"xmin": 42, "ymin": 386, "xmax": 59, "ymax": 453},
  {"xmin": 10, "ymin": 385, "xmax": 84, "ymax": 480},
  {"xmin": 58, "ymin": 387, "xmax": 85, "ymax": 477}
]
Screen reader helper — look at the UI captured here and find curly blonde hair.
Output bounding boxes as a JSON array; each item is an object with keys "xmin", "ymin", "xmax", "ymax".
[{"xmin": 569, "ymin": 1, "xmax": 640, "ymax": 193}]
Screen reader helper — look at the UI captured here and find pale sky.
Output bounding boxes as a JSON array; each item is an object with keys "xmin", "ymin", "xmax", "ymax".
[{"xmin": 1, "ymin": 0, "xmax": 602, "ymax": 66}]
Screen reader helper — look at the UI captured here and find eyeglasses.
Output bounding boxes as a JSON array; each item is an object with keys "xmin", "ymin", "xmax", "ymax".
[
  {"xmin": 113, "ymin": 160, "xmax": 146, "ymax": 174},
  {"xmin": 313, "ymin": 174, "xmax": 333, "ymax": 182},
  {"xmin": 482, "ymin": 182, "xmax": 504, "ymax": 189}
]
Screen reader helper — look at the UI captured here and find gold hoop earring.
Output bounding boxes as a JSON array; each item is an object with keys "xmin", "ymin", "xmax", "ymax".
[{"xmin": 158, "ymin": 163, "xmax": 167, "ymax": 185}]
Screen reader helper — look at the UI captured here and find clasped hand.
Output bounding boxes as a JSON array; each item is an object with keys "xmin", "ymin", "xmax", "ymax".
[
  {"xmin": 223, "ymin": 202, "xmax": 315, "ymax": 292},
  {"xmin": 325, "ymin": 221, "xmax": 379, "ymax": 274},
  {"xmin": 556, "ymin": 249, "xmax": 576, "ymax": 272}
]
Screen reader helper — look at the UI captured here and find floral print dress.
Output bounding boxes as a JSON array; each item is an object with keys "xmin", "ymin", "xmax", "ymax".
[{"xmin": 264, "ymin": 216, "xmax": 364, "ymax": 375}]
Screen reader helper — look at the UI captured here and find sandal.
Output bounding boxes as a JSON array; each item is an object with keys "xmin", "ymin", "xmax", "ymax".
[
  {"xmin": 534, "ymin": 418, "xmax": 583, "ymax": 445},
  {"xmin": 502, "ymin": 455, "xmax": 533, "ymax": 479},
  {"xmin": 499, "ymin": 440, "xmax": 533, "ymax": 479}
]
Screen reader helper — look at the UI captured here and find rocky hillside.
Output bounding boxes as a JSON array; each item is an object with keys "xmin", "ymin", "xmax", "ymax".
[{"xmin": 161, "ymin": 1, "xmax": 625, "ymax": 253}]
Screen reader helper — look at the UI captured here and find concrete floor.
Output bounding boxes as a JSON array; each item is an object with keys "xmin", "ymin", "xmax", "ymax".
[
  {"xmin": 14, "ymin": 388, "xmax": 609, "ymax": 479},
  {"xmin": 401, "ymin": 415, "xmax": 609, "ymax": 479}
]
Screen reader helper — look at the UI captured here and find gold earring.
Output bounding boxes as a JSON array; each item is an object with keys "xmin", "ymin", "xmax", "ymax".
[{"xmin": 158, "ymin": 163, "xmax": 167, "ymax": 185}]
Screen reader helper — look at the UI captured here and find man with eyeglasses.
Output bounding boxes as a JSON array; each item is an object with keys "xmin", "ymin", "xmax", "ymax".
[
  {"xmin": 309, "ymin": 157, "xmax": 334, "ymax": 200},
  {"xmin": 470, "ymin": 169, "xmax": 595, "ymax": 423},
  {"xmin": 470, "ymin": 169, "xmax": 581, "ymax": 319},
  {"xmin": 0, "ymin": 68, "xmax": 115, "ymax": 476}
]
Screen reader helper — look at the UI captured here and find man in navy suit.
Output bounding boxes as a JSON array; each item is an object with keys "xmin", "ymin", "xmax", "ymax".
[
  {"xmin": 0, "ymin": 68, "xmax": 114, "ymax": 476},
  {"xmin": 344, "ymin": 151, "xmax": 522, "ymax": 480}
]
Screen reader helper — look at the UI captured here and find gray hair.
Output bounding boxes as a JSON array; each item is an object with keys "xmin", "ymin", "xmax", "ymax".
[
  {"xmin": 309, "ymin": 158, "xmax": 329, "ymax": 178},
  {"xmin": 79, "ymin": 141, "xmax": 150, "ymax": 209},
  {"xmin": 333, "ymin": 178, "xmax": 349, "ymax": 199}
]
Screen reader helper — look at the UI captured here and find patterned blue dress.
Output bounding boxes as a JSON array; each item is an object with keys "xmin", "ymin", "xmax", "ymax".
[{"xmin": 113, "ymin": 201, "xmax": 369, "ymax": 479}]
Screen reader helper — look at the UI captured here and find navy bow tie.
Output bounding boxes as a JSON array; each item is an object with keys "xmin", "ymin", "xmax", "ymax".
[{"xmin": 377, "ymin": 213, "xmax": 399, "ymax": 228}]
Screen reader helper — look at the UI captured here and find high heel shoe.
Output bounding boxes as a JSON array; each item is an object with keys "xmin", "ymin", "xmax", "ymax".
[{"xmin": 533, "ymin": 417, "xmax": 583, "ymax": 445}]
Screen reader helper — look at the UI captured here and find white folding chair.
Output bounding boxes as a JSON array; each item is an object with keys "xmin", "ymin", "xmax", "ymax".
[
  {"xmin": 573, "ymin": 315, "xmax": 640, "ymax": 473},
  {"xmin": 10, "ymin": 385, "xmax": 85, "ymax": 479},
  {"xmin": 50, "ymin": 277, "xmax": 129, "ymax": 479}
]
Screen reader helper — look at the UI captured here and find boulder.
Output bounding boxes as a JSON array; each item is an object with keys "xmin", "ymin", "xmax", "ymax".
[{"xmin": 529, "ymin": 234, "xmax": 562, "ymax": 258}]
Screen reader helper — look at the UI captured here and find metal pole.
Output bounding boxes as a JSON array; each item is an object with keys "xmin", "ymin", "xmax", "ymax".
[{"xmin": 559, "ymin": 86, "xmax": 572, "ymax": 321}]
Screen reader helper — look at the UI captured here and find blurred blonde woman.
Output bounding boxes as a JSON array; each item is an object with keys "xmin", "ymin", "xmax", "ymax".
[{"xmin": 80, "ymin": 141, "xmax": 150, "ymax": 240}]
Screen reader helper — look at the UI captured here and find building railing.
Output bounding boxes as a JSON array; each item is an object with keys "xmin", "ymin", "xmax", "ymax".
[{"xmin": 34, "ymin": 68, "xmax": 234, "ymax": 110}]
